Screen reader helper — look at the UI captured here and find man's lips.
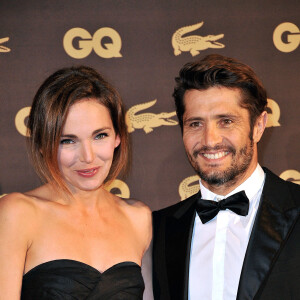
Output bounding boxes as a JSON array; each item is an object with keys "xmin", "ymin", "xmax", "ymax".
[
  {"xmin": 202, "ymin": 151, "xmax": 229, "ymax": 160},
  {"xmin": 193, "ymin": 145, "xmax": 235, "ymax": 160},
  {"xmin": 76, "ymin": 167, "xmax": 99, "ymax": 177}
]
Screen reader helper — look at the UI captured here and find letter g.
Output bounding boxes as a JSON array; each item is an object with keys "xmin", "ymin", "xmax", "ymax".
[
  {"xmin": 273, "ymin": 22, "xmax": 300, "ymax": 52},
  {"xmin": 63, "ymin": 28, "xmax": 93, "ymax": 59}
]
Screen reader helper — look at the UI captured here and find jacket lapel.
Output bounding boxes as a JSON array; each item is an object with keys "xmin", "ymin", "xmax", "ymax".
[
  {"xmin": 165, "ymin": 192, "xmax": 199, "ymax": 300},
  {"xmin": 237, "ymin": 168, "xmax": 299, "ymax": 300}
]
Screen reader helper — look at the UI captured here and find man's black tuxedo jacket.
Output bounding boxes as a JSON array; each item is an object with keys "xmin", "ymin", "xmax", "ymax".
[{"xmin": 152, "ymin": 168, "xmax": 300, "ymax": 300}]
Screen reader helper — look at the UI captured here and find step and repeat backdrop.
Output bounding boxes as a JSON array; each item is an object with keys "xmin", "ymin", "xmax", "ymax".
[{"xmin": 1, "ymin": 0, "xmax": 299, "ymax": 210}]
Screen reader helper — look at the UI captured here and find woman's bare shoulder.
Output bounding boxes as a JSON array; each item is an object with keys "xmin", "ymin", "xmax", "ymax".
[
  {"xmin": 0, "ymin": 192, "xmax": 39, "ymax": 221},
  {"xmin": 119, "ymin": 197, "xmax": 152, "ymax": 216},
  {"xmin": 0, "ymin": 192, "xmax": 41, "ymax": 254},
  {"xmin": 119, "ymin": 197, "xmax": 152, "ymax": 245},
  {"xmin": 125, "ymin": 198, "xmax": 151, "ymax": 208},
  {"xmin": 0, "ymin": 184, "xmax": 55, "ymax": 219},
  {"xmin": 0, "ymin": 191, "xmax": 36, "ymax": 208}
]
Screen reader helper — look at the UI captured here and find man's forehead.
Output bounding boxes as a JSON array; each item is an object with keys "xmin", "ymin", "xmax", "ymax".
[
  {"xmin": 182, "ymin": 88, "xmax": 249, "ymax": 120},
  {"xmin": 184, "ymin": 86, "xmax": 245, "ymax": 105},
  {"xmin": 183, "ymin": 86, "xmax": 242, "ymax": 100}
]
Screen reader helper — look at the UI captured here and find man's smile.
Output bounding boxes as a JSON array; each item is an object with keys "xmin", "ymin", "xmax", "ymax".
[{"xmin": 202, "ymin": 151, "xmax": 229, "ymax": 160}]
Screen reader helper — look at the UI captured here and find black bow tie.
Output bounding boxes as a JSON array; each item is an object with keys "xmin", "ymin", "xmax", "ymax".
[{"xmin": 196, "ymin": 190, "xmax": 249, "ymax": 224}]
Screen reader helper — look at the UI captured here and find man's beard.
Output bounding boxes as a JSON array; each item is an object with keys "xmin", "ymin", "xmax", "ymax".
[{"xmin": 188, "ymin": 142, "xmax": 254, "ymax": 187}]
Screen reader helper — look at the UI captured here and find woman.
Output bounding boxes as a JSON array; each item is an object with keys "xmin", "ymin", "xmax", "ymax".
[{"xmin": 0, "ymin": 66, "xmax": 152, "ymax": 299}]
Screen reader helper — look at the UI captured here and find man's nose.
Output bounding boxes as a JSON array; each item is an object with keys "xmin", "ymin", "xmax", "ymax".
[
  {"xmin": 79, "ymin": 141, "xmax": 95, "ymax": 163},
  {"xmin": 204, "ymin": 124, "xmax": 222, "ymax": 147}
]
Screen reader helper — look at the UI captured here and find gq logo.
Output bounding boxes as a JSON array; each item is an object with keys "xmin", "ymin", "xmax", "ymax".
[
  {"xmin": 105, "ymin": 179, "xmax": 130, "ymax": 198},
  {"xmin": 179, "ymin": 175, "xmax": 200, "ymax": 201},
  {"xmin": 273, "ymin": 22, "xmax": 300, "ymax": 52},
  {"xmin": 280, "ymin": 170, "xmax": 300, "ymax": 185},
  {"xmin": 63, "ymin": 27, "xmax": 122, "ymax": 59},
  {"xmin": 15, "ymin": 106, "xmax": 31, "ymax": 136},
  {"xmin": 266, "ymin": 98, "xmax": 280, "ymax": 128}
]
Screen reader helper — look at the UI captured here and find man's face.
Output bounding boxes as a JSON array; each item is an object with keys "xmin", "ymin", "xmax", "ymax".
[{"xmin": 182, "ymin": 87, "xmax": 264, "ymax": 194}]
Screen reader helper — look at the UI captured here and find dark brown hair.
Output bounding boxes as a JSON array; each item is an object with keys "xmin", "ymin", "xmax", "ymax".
[
  {"xmin": 27, "ymin": 66, "xmax": 130, "ymax": 193},
  {"xmin": 173, "ymin": 54, "xmax": 268, "ymax": 133}
]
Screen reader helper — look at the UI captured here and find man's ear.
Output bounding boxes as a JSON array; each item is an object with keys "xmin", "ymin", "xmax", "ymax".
[{"xmin": 253, "ymin": 111, "xmax": 268, "ymax": 143}]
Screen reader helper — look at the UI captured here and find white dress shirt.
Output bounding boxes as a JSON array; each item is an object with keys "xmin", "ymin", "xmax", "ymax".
[{"xmin": 188, "ymin": 164, "xmax": 265, "ymax": 300}]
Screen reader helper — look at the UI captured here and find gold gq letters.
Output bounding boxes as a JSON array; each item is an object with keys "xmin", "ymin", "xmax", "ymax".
[{"xmin": 63, "ymin": 27, "xmax": 122, "ymax": 59}]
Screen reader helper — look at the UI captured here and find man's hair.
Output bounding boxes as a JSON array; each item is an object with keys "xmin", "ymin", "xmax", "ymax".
[
  {"xmin": 27, "ymin": 65, "xmax": 130, "ymax": 193},
  {"xmin": 173, "ymin": 54, "xmax": 268, "ymax": 132}
]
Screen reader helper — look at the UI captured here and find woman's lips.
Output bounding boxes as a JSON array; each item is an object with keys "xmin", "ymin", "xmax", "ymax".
[{"xmin": 76, "ymin": 167, "xmax": 99, "ymax": 178}]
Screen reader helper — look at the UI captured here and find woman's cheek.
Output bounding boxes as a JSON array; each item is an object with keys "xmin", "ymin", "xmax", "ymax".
[
  {"xmin": 95, "ymin": 143, "xmax": 116, "ymax": 161},
  {"xmin": 58, "ymin": 148, "xmax": 78, "ymax": 168}
]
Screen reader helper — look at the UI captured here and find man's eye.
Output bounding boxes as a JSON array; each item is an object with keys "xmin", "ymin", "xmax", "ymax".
[
  {"xmin": 222, "ymin": 119, "xmax": 233, "ymax": 125},
  {"xmin": 60, "ymin": 139, "xmax": 74, "ymax": 144},
  {"xmin": 190, "ymin": 122, "xmax": 201, "ymax": 128},
  {"xmin": 95, "ymin": 133, "xmax": 108, "ymax": 140}
]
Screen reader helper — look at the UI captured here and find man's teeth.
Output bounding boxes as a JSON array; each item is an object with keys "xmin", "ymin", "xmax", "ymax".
[{"xmin": 203, "ymin": 151, "xmax": 228, "ymax": 159}]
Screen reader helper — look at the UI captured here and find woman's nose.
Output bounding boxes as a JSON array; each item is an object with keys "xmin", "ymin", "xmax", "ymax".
[{"xmin": 79, "ymin": 141, "xmax": 95, "ymax": 163}]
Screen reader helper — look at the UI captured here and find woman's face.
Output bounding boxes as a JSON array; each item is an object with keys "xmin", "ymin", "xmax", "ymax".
[{"xmin": 57, "ymin": 99, "xmax": 120, "ymax": 193}]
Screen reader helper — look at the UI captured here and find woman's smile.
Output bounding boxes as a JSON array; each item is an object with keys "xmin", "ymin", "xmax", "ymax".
[{"xmin": 75, "ymin": 167, "xmax": 100, "ymax": 178}]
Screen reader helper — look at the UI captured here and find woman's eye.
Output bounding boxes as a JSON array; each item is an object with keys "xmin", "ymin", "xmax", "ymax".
[
  {"xmin": 95, "ymin": 133, "xmax": 108, "ymax": 140},
  {"xmin": 60, "ymin": 139, "xmax": 74, "ymax": 145}
]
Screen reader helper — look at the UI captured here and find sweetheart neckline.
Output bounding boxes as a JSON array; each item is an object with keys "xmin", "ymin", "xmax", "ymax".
[{"xmin": 23, "ymin": 259, "xmax": 141, "ymax": 277}]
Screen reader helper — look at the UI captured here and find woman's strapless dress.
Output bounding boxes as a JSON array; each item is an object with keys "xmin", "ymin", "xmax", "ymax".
[{"xmin": 21, "ymin": 259, "xmax": 144, "ymax": 299}]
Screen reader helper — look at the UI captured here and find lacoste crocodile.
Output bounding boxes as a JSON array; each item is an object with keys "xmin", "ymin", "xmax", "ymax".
[
  {"xmin": 172, "ymin": 22, "xmax": 224, "ymax": 56},
  {"xmin": 0, "ymin": 37, "xmax": 11, "ymax": 53},
  {"xmin": 125, "ymin": 99, "xmax": 178, "ymax": 134}
]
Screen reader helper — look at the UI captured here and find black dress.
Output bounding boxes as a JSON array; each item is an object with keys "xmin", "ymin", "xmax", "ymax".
[{"xmin": 21, "ymin": 259, "xmax": 144, "ymax": 299}]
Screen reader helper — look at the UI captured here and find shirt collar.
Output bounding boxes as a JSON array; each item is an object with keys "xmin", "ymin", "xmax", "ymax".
[{"xmin": 199, "ymin": 164, "xmax": 265, "ymax": 202}]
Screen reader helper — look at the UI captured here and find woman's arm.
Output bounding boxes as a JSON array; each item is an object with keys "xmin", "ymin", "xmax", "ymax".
[
  {"xmin": 142, "ymin": 240, "xmax": 154, "ymax": 300},
  {"xmin": 0, "ymin": 193, "xmax": 34, "ymax": 299}
]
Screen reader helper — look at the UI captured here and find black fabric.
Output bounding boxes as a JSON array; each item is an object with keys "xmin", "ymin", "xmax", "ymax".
[
  {"xmin": 196, "ymin": 190, "xmax": 249, "ymax": 224},
  {"xmin": 152, "ymin": 168, "xmax": 300, "ymax": 300},
  {"xmin": 21, "ymin": 259, "xmax": 144, "ymax": 300}
]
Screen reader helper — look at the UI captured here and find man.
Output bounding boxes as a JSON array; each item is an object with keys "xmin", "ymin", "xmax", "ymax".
[{"xmin": 152, "ymin": 54, "xmax": 300, "ymax": 300}]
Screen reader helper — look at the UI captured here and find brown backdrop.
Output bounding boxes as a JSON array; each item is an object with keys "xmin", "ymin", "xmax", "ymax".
[{"xmin": 1, "ymin": 0, "xmax": 299, "ymax": 211}]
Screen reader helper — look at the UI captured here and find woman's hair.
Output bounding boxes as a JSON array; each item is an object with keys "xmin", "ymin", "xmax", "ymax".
[{"xmin": 27, "ymin": 65, "xmax": 130, "ymax": 193}]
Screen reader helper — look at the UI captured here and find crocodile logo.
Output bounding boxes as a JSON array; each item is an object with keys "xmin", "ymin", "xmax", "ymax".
[
  {"xmin": 179, "ymin": 175, "xmax": 200, "ymax": 201},
  {"xmin": 172, "ymin": 22, "xmax": 225, "ymax": 56},
  {"xmin": 0, "ymin": 37, "xmax": 11, "ymax": 53},
  {"xmin": 125, "ymin": 99, "xmax": 178, "ymax": 134}
]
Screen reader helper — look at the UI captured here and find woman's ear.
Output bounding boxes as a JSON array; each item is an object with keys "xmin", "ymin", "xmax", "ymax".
[{"xmin": 114, "ymin": 134, "xmax": 121, "ymax": 148}]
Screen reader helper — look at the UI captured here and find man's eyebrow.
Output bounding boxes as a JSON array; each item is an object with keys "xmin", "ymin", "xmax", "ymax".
[
  {"xmin": 183, "ymin": 114, "xmax": 241, "ymax": 124},
  {"xmin": 215, "ymin": 114, "xmax": 239, "ymax": 119},
  {"xmin": 183, "ymin": 117, "xmax": 204, "ymax": 123}
]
